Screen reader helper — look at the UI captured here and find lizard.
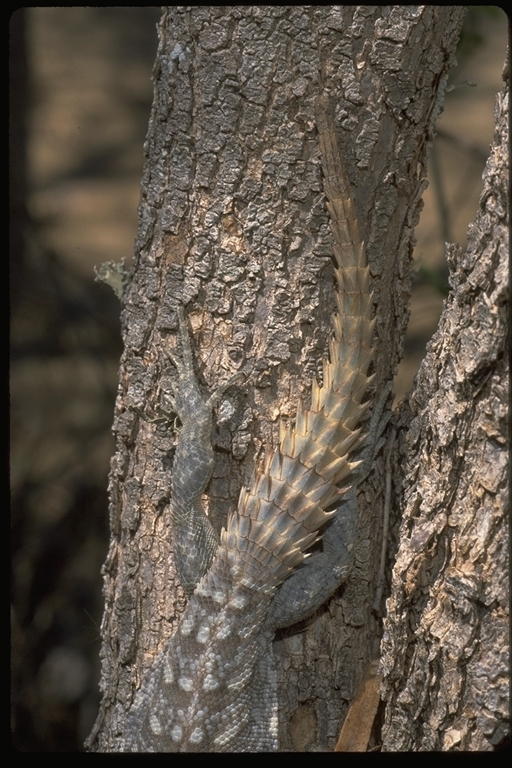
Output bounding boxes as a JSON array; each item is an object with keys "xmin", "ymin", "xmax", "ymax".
[{"xmin": 123, "ymin": 95, "xmax": 386, "ymax": 752}]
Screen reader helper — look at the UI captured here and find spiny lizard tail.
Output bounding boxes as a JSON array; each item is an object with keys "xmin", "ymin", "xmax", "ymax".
[{"xmin": 123, "ymin": 96, "xmax": 375, "ymax": 752}]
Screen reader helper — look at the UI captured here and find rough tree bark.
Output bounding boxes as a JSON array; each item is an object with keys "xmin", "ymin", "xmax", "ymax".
[
  {"xmin": 86, "ymin": 7, "xmax": 508, "ymax": 752},
  {"xmin": 380, "ymin": 60, "xmax": 509, "ymax": 751}
]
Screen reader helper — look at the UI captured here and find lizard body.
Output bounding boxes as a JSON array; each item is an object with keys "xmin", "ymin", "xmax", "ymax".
[{"xmin": 124, "ymin": 97, "xmax": 379, "ymax": 752}]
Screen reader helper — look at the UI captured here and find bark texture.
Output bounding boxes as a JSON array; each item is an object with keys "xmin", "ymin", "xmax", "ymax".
[
  {"xmin": 87, "ymin": 6, "xmax": 471, "ymax": 751},
  {"xmin": 381, "ymin": 61, "xmax": 509, "ymax": 751}
]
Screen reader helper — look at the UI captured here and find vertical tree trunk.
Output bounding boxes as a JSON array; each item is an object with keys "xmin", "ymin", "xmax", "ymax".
[
  {"xmin": 87, "ymin": 7, "xmax": 478, "ymax": 751},
  {"xmin": 381, "ymin": 62, "xmax": 509, "ymax": 751}
]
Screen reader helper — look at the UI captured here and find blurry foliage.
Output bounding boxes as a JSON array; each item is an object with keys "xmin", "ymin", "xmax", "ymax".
[{"xmin": 11, "ymin": 8, "xmax": 159, "ymax": 751}]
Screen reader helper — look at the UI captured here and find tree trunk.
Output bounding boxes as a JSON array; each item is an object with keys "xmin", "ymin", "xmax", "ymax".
[
  {"xmin": 86, "ymin": 6, "xmax": 499, "ymax": 752},
  {"xmin": 381, "ymin": 60, "xmax": 509, "ymax": 751}
]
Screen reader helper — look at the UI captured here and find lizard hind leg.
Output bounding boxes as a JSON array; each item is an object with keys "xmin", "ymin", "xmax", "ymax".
[
  {"xmin": 165, "ymin": 305, "xmax": 241, "ymax": 595},
  {"xmin": 265, "ymin": 384, "xmax": 393, "ymax": 632},
  {"xmin": 265, "ymin": 488, "xmax": 359, "ymax": 631}
]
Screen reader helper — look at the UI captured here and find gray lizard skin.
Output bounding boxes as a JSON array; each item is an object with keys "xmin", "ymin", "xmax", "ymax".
[{"xmin": 123, "ymin": 96, "xmax": 382, "ymax": 752}]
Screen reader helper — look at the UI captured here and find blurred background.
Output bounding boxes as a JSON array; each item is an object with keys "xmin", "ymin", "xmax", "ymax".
[{"xmin": 10, "ymin": 8, "xmax": 508, "ymax": 751}]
